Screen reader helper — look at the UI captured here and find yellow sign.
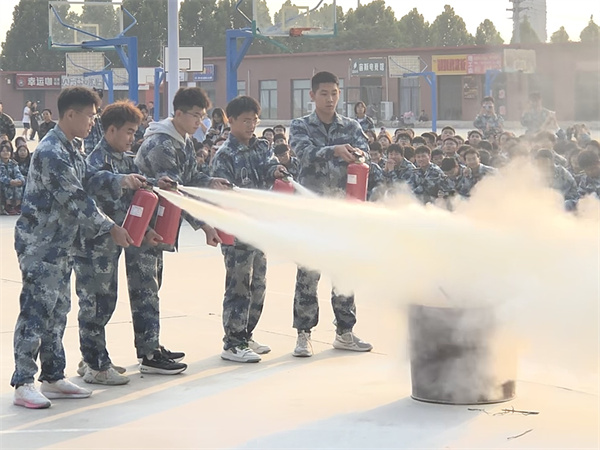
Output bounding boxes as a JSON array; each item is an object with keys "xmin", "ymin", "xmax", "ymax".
[{"xmin": 432, "ymin": 55, "xmax": 468, "ymax": 75}]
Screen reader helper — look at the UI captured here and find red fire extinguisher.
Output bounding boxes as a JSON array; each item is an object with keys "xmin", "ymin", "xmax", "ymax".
[
  {"xmin": 154, "ymin": 192, "xmax": 182, "ymax": 246},
  {"xmin": 273, "ymin": 169, "xmax": 295, "ymax": 194},
  {"xmin": 346, "ymin": 153, "xmax": 370, "ymax": 202},
  {"xmin": 122, "ymin": 188, "xmax": 159, "ymax": 247},
  {"xmin": 216, "ymin": 228, "xmax": 235, "ymax": 246}
]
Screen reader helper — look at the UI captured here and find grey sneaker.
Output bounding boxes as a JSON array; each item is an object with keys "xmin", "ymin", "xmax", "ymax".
[
  {"xmin": 14, "ymin": 384, "xmax": 51, "ymax": 409},
  {"xmin": 83, "ymin": 367, "xmax": 130, "ymax": 385},
  {"xmin": 221, "ymin": 345, "xmax": 261, "ymax": 363},
  {"xmin": 40, "ymin": 379, "xmax": 92, "ymax": 399},
  {"xmin": 292, "ymin": 331, "xmax": 313, "ymax": 357},
  {"xmin": 332, "ymin": 332, "xmax": 373, "ymax": 352},
  {"xmin": 248, "ymin": 339, "xmax": 271, "ymax": 354},
  {"xmin": 77, "ymin": 360, "xmax": 126, "ymax": 377}
]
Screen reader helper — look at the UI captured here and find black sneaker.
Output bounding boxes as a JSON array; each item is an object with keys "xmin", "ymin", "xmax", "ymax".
[
  {"xmin": 140, "ymin": 350, "xmax": 187, "ymax": 375},
  {"xmin": 159, "ymin": 345, "xmax": 185, "ymax": 362}
]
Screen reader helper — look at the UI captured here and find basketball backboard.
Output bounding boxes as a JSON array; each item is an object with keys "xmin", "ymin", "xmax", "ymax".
[
  {"xmin": 49, "ymin": 1, "xmax": 124, "ymax": 49},
  {"xmin": 251, "ymin": 0, "xmax": 337, "ymax": 37},
  {"xmin": 163, "ymin": 47, "xmax": 204, "ymax": 72}
]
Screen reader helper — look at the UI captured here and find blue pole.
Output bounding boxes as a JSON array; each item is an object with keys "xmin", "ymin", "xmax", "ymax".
[
  {"xmin": 106, "ymin": 71, "xmax": 114, "ymax": 104},
  {"xmin": 428, "ymin": 72, "xmax": 437, "ymax": 133},
  {"xmin": 226, "ymin": 29, "xmax": 254, "ymax": 102},
  {"xmin": 126, "ymin": 36, "xmax": 138, "ymax": 104},
  {"xmin": 153, "ymin": 68, "xmax": 165, "ymax": 122}
]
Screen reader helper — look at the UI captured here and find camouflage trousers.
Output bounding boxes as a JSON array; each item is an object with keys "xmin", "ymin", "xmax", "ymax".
[
  {"xmin": 221, "ymin": 243, "xmax": 267, "ymax": 349},
  {"xmin": 74, "ymin": 238, "xmax": 163, "ymax": 369},
  {"xmin": 1, "ymin": 185, "xmax": 24, "ymax": 203},
  {"xmin": 11, "ymin": 254, "xmax": 72, "ymax": 386},
  {"xmin": 293, "ymin": 266, "xmax": 357, "ymax": 334}
]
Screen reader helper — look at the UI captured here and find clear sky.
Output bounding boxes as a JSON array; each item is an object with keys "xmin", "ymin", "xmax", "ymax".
[{"xmin": 1, "ymin": 0, "xmax": 598, "ymax": 47}]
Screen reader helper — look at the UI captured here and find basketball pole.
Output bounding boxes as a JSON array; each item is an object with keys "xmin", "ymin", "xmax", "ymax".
[{"xmin": 167, "ymin": 0, "xmax": 180, "ymax": 117}]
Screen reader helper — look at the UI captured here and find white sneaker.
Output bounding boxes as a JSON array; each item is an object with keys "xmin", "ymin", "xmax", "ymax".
[
  {"xmin": 14, "ymin": 384, "xmax": 51, "ymax": 409},
  {"xmin": 292, "ymin": 331, "xmax": 313, "ymax": 357},
  {"xmin": 332, "ymin": 332, "xmax": 373, "ymax": 352},
  {"xmin": 83, "ymin": 367, "xmax": 130, "ymax": 385},
  {"xmin": 248, "ymin": 339, "xmax": 271, "ymax": 354},
  {"xmin": 40, "ymin": 379, "xmax": 92, "ymax": 399},
  {"xmin": 78, "ymin": 360, "xmax": 126, "ymax": 377},
  {"xmin": 221, "ymin": 345, "xmax": 261, "ymax": 363}
]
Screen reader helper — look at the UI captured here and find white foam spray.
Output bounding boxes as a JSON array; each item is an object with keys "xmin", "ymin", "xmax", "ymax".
[{"xmin": 156, "ymin": 162, "xmax": 599, "ymax": 393}]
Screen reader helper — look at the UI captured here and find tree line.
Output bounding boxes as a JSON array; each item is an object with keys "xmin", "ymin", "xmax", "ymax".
[{"xmin": 1, "ymin": 0, "xmax": 599, "ymax": 71}]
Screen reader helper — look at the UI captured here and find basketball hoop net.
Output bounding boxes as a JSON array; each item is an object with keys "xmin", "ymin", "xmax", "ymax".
[{"xmin": 288, "ymin": 27, "xmax": 320, "ymax": 37}]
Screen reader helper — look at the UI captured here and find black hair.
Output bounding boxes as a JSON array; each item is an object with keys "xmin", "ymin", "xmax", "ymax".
[
  {"xmin": 388, "ymin": 143, "xmax": 404, "ymax": 155},
  {"xmin": 431, "ymin": 148, "xmax": 444, "ymax": 158},
  {"xmin": 479, "ymin": 149, "xmax": 492, "ymax": 165},
  {"xmin": 57, "ymin": 86, "xmax": 101, "ymax": 119},
  {"xmin": 173, "ymin": 87, "xmax": 211, "ymax": 112},
  {"xmin": 578, "ymin": 149, "xmax": 600, "ymax": 168},
  {"xmin": 396, "ymin": 132, "xmax": 412, "ymax": 142},
  {"xmin": 262, "ymin": 128, "xmax": 275, "ymax": 137},
  {"xmin": 273, "ymin": 133, "xmax": 287, "ymax": 142},
  {"xmin": 468, "ymin": 130, "xmax": 482, "ymax": 138},
  {"xmin": 441, "ymin": 126, "xmax": 455, "ymax": 134},
  {"xmin": 411, "ymin": 136, "xmax": 427, "ymax": 146},
  {"xmin": 369, "ymin": 141, "xmax": 383, "ymax": 152},
  {"xmin": 0, "ymin": 139, "xmax": 14, "ymax": 156},
  {"xmin": 443, "ymin": 136, "xmax": 458, "ymax": 145},
  {"xmin": 415, "ymin": 145, "xmax": 431, "ymax": 156},
  {"xmin": 440, "ymin": 157, "xmax": 458, "ymax": 172},
  {"xmin": 477, "ymin": 140, "xmax": 493, "ymax": 151},
  {"xmin": 482, "ymin": 96, "xmax": 495, "ymax": 104},
  {"xmin": 225, "ymin": 96, "xmax": 261, "ymax": 119},
  {"xmin": 101, "ymin": 101, "xmax": 144, "ymax": 131},
  {"xmin": 463, "ymin": 148, "xmax": 480, "ymax": 158},
  {"xmin": 14, "ymin": 144, "xmax": 31, "ymax": 164},
  {"xmin": 311, "ymin": 71, "xmax": 339, "ymax": 93},
  {"xmin": 354, "ymin": 101, "xmax": 366, "ymax": 115},
  {"xmin": 273, "ymin": 143, "xmax": 290, "ymax": 155},
  {"xmin": 273, "ymin": 124, "xmax": 286, "ymax": 133},
  {"xmin": 403, "ymin": 146, "xmax": 416, "ymax": 160},
  {"xmin": 535, "ymin": 148, "xmax": 554, "ymax": 160}
]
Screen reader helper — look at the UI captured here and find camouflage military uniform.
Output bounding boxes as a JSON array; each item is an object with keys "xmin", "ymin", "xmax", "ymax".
[
  {"xmin": 133, "ymin": 119, "xmax": 214, "ymax": 356},
  {"xmin": 521, "ymin": 108, "xmax": 551, "ymax": 135},
  {"xmin": 384, "ymin": 158, "xmax": 415, "ymax": 185},
  {"xmin": 0, "ymin": 112, "xmax": 16, "ymax": 141},
  {"xmin": 0, "ymin": 159, "xmax": 25, "ymax": 203},
  {"xmin": 408, "ymin": 163, "xmax": 454, "ymax": 204},
  {"xmin": 455, "ymin": 164, "xmax": 498, "ymax": 197},
  {"xmin": 289, "ymin": 112, "xmax": 369, "ymax": 334},
  {"xmin": 74, "ymin": 137, "xmax": 159, "ymax": 370},
  {"xmin": 577, "ymin": 173, "xmax": 600, "ymax": 199},
  {"xmin": 11, "ymin": 126, "xmax": 122, "ymax": 387},
  {"xmin": 83, "ymin": 115, "xmax": 104, "ymax": 155},
  {"xmin": 367, "ymin": 162, "xmax": 385, "ymax": 200},
  {"xmin": 548, "ymin": 164, "xmax": 579, "ymax": 210},
  {"xmin": 284, "ymin": 156, "xmax": 302, "ymax": 181},
  {"xmin": 473, "ymin": 113, "xmax": 504, "ymax": 139},
  {"xmin": 210, "ymin": 134, "xmax": 278, "ymax": 349}
]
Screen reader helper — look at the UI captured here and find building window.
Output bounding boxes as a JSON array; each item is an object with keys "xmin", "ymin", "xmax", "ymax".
[
  {"xmin": 259, "ymin": 80, "xmax": 277, "ymax": 119},
  {"xmin": 337, "ymin": 78, "xmax": 345, "ymax": 115},
  {"xmin": 237, "ymin": 81, "xmax": 246, "ymax": 97},
  {"xmin": 292, "ymin": 79, "xmax": 311, "ymax": 118}
]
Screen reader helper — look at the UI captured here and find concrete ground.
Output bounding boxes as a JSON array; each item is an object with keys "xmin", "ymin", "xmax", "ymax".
[{"xmin": 0, "ymin": 213, "xmax": 598, "ymax": 450}]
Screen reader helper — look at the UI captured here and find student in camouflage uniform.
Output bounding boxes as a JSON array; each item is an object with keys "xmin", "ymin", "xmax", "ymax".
[
  {"xmin": 289, "ymin": 71, "xmax": 373, "ymax": 358},
  {"xmin": 74, "ymin": 101, "xmax": 184, "ymax": 385},
  {"xmin": 576, "ymin": 150, "xmax": 600, "ymax": 199},
  {"xmin": 473, "ymin": 96, "xmax": 504, "ymax": 139},
  {"xmin": 384, "ymin": 143, "xmax": 415, "ymax": 187},
  {"xmin": 83, "ymin": 89, "xmax": 105, "ymax": 155},
  {"xmin": 521, "ymin": 92, "xmax": 554, "ymax": 135},
  {"xmin": 210, "ymin": 96, "xmax": 286, "ymax": 363},
  {"xmin": 456, "ymin": 148, "xmax": 498, "ymax": 197},
  {"xmin": 0, "ymin": 140, "xmax": 25, "ymax": 214},
  {"xmin": 134, "ymin": 87, "xmax": 229, "ymax": 364},
  {"xmin": 0, "ymin": 101, "xmax": 16, "ymax": 141},
  {"xmin": 273, "ymin": 143, "xmax": 301, "ymax": 180},
  {"xmin": 11, "ymin": 87, "xmax": 145, "ymax": 409},
  {"xmin": 535, "ymin": 149, "xmax": 579, "ymax": 210},
  {"xmin": 409, "ymin": 145, "xmax": 454, "ymax": 204}
]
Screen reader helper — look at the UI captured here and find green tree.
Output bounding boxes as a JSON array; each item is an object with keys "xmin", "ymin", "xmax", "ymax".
[
  {"xmin": 0, "ymin": 0, "xmax": 65, "ymax": 71},
  {"xmin": 122, "ymin": 0, "xmax": 168, "ymax": 67},
  {"xmin": 512, "ymin": 16, "xmax": 540, "ymax": 44},
  {"xmin": 429, "ymin": 5, "xmax": 474, "ymax": 47},
  {"xmin": 475, "ymin": 19, "xmax": 504, "ymax": 45},
  {"xmin": 550, "ymin": 26, "xmax": 570, "ymax": 43},
  {"xmin": 580, "ymin": 15, "xmax": 600, "ymax": 43},
  {"xmin": 397, "ymin": 8, "xmax": 430, "ymax": 48}
]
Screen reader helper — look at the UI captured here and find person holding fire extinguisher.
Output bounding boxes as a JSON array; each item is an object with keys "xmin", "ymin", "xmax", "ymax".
[
  {"xmin": 134, "ymin": 87, "xmax": 230, "ymax": 369},
  {"xmin": 288, "ymin": 71, "xmax": 373, "ymax": 358},
  {"xmin": 74, "ymin": 101, "xmax": 183, "ymax": 385},
  {"xmin": 11, "ymin": 87, "xmax": 147, "ymax": 409},
  {"xmin": 210, "ymin": 96, "xmax": 287, "ymax": 363}
]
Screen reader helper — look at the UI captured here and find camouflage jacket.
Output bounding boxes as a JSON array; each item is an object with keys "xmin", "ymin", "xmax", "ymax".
[
  {"xmin": 210, "ymin": 134, "xmax": 278, "ymax": 189},
  {"xmin": 289, "ymin": 112, "xmax": 369, "ymax": 196},
  {"xmin": 455, "ymin": 164, "xmax": 498, "ymax": 197},
  {"xmin": 409, "ymin": 163, "xmax": 453, "ymax": 203},
  {"xmin": 367, "ymin": 162, "xmax": 385, "ymax": 201},
  {"xmin": 0, "ymin": 112, "xmax": 16, "ymax": 141},
  {"xmin": 521, "ymin": 108, "xmax": 551, "ymax": 135},
  {"xmin": 577, "ymin": 173, "xmax": 600, "ymax": 199},
  {"xmin": 14, "ymin": 126, "xmax": 123, "ymax": 259},
  {"xmin": 0, "ymin": 159, "xmax": 25, "ymax": 186},
  {"xmin": 284, "ymin": 156, "xmax": 302, "ymax": 181},
  {"xmin": 83, "ymin": 115, "xmax": 104, "ymax": 155},
  {"xmin": 473, "ymin": 113, "xmax": 504, "ymax": 138},
  {"xmin": 549, "ymin": 165, "xmax": 579, "ymax": 202},
  {"xmin": 384, "ymin": 158, "xmax": 416, "ymax": 185}
]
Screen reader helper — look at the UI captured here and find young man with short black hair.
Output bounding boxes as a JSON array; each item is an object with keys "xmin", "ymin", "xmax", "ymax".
[
  {"xmin": 211, "ymin": 96, "xmax": 286, "ymax": 362},
  {"xmin": 473, "ymin": 96, "xmax": 504, "ymax": 139},
  {"xmin": 457, "ymin": 148, "xmax": 498, "ymax": 197},
  {"xmin": 11, "ymin": 87, "xmax": 145, "ymax": 409},
  {"xmin": 384, "ymin": 143, "xmax": 415, "ymax": 185},
  {"xmin": 409, "ymin": 145, "xmax": 453, "ymax": 204},
  {"xmin": 38, "ymin": 108, "xmax": 57, "ymax": 141},
  {"xmin": 274, "ymin": 142, "xmax": 300, "ymax": 179},
  {"xmin": 289, "ymin": 71, "xmax": 372, "ymax": 357}
]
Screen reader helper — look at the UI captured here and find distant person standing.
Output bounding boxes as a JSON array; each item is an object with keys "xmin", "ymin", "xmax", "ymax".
[
  {"xmin": 0, "ymin": 101, "xmax": 16, "ymax": 142},
  {"xmin": 521, "ymin": 92, "xmax": 554, "ymax": 135},
  {"xmin": 473, "ymin": 96, "xmax": 503, "ymax": 140},
  {"xmin": 21, "ymin": 101, "xmax": 31, "ymax": 138},
  {"xmin": 289, "ymin": 71, "xmax": 373, "ymax": 358},
  {"xmin": 354, "ymin": 101, "xmax": 375, "ymax": 134},
  {"xmin": 38, "ymin": 109, "xmax": 57, "ymax": 141},
  {"xmin": 29, "ymin": 101, "xmax": 40, "ymax": 141}
]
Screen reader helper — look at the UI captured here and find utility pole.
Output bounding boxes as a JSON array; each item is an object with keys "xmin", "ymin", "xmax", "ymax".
[{"xmin": 507, "ymin": 0, "xmax": 529, "ymax": 44}]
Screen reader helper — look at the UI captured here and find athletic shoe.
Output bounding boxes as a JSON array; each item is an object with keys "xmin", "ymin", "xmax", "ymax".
[
  {"xmin": 221, "ymin": 345, "xmax": 261, "ymax": 363},
  {"xmin": 140, "ymin": 350, "xmax": 187, "ymax": 375},
  {"xmin": 248, "ymin": 339, "xmax": 271, "ymax": 354},
  {"xmin": 40, "ymin": 379, "xmax": 92, "ymax": 399},
  {"xmin": 83, "ymin": 367, "xmax": 130, "ymax": 385},
  {"xmin": 332, "ymin": 332, "xmax": 373, "ymax": 352},
  {"xmin": 77, "ymin": 360, "xmax": 126, "ymax": 377},
  {"xmin": 13, "ymin": 384, "xmax": 51, "ymax": 409},
  {"xmin": 292, "ymin": 331, "xmax": 313, "ymax": 357},
  {"xmin": 159, "ymin": 345, "xmax": 185, "ymax": 362}
]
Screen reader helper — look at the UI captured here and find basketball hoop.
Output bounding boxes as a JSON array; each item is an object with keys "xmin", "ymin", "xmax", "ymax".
[{"xmin": 288, "ymin": 27, "xmax": 320, "ymax": 37}]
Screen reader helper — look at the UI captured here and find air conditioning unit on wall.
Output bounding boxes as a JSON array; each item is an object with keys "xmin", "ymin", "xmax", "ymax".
[
  {"xmin": 380, "ymin": 101, "xmax": 393, "ymax": 121},
  {"xmin": 307, "ymin": 102, "xmax": 316, "ymax": 114}
]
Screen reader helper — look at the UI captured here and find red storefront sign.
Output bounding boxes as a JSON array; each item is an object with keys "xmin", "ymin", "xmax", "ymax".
[
  {"xmin": 433, "ymin": 53, "xmax": 502, "ymax": 75},
  {"xmin": 466, "ymin": 53, "xmax": 502, "ymax": 74},
  {"xmin": 15, "ymin": 73, "xmax": 63, "ymax": 90}
]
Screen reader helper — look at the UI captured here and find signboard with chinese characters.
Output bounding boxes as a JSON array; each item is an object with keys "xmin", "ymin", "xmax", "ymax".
[
  {"xmin": 432, "ymin": 55, "xmax": 468, "ymax": 75},
  {"xmin": 467, "ymin": 53, "xmax": 502, "ymax": 74},
  {"xmin": 192, "ymin": 64, "xmax": 216, "ymax": 82},
  {"xmin": 433, "ymin": 53, "xmax": 503, "ymax": 75},
  {"xmin": 350, "ymin": 58, "xmax": 387, "ymax": 77},
  {"xmin": 61, "ymin": 75, "xmax": 104, "ymax": 89},
  {"xmin": 15, "ymin": 73, "xmax": 63, "ymax": 90}
]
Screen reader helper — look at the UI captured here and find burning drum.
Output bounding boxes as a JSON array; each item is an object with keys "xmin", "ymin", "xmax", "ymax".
[{"xmin": 408, "ymin": 304, "xmax": 517, "ymax": 404}]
